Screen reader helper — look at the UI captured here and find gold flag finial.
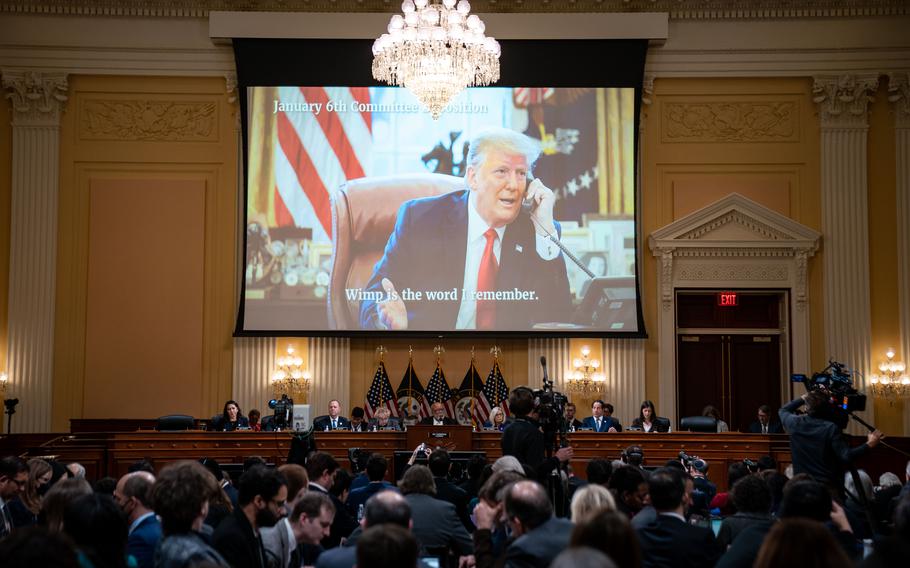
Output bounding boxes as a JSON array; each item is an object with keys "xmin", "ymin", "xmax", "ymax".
[
  {"xmin": 471, "ymin": 346, "xmax": 476, "ymax": 360},
  {"xmin": 376, "ymin": 345, "xmax": 388, "ymax": 362},
  {"xmin": 433, "ymin": 344, "xmax": 445, "ymax": 362},
  {"xmin": 409, "ymin": 345, "xmax": 413, "ymax": 360},
  {"xmin": 490, "ymin": 345, "xmax": 502, "ymax": 360}
]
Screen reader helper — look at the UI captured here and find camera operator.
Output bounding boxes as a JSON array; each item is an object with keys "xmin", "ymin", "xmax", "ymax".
[
  {"xmin": 779, "ymin": 390, "xmax": 883, "ymax": 492},
  {"xmin": 501, "ymin": 387, "xmax": 573, "ymax": 481},
  {"xmin": 680, "ymin": 454, "xmax": 716, "ymax": 519}
]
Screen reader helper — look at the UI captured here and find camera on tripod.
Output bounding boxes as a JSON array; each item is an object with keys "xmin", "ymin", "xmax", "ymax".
[
  {"xmin": 791, "ymin": 359, "xmax": 867, "ymax": 429},
  {"xmin": 268, "ymin": 394, "xmax": 294, "ymax": 430},
  {"xmin": 533, "ymin": 378, "xmax": 569, "ymax": 437}
]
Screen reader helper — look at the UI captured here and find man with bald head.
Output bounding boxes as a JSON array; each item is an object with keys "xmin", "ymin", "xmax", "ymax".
[
  {"xmin": 315, "ymin": 490, "xmax": 413, "ymax": 568},
  {"xmin": 502, "ymin": 480, "xmax": 573, "ymax": 568},
  {"xmin": 420, "ymin": 402, "xmax": 457, "ymax": 426},
  {"xmin": 114, "ymin": 471, "xmax": 161, "ymax": 568}
]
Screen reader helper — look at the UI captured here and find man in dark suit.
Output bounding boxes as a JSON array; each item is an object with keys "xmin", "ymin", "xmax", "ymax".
[
  {"xmin": 348, "ymin": 406, "xmax": 367, "ymax": 432},
  {"xmin": 262, "ymin": 492, "xmax": 335, "ymax": 568},
  {"xmin": 359, "ymin": 127, "xmax": 572, "ymax": 331},
  {"xmin": 346, "ymin": 454, "xmax": 397, "ymax": 518},
  {"xmin": 305, "ymin": 452, "xmax": 358, "ymax": 551},
  {"xmin": 213, "ymin": 465, "xmax": 288, "ymax": 568},
  {"xmin": 581, "ymin": 400, "xmax": 622, "ymax": 432},
  {"xmin": 313, "ymin": 400, "xmax": 350, "ymax": 431},
  {"xmin": 317, "ymin": 490, "xmax": 412, "ymax": 568},
  {"xmin": 635, "ymin": 467, "xmax": 722, "ymax": 568},
  {"xmin": 563, "ymin": 403, "xmax": 584, "ymax": 430},
  {"xmin": 420, "ymin": 402, "xmax": 458, "ymax": 426},
  {"xmin": 428, "ymin": 449, "xmax": 472, "ymax": 531},
  {"xmin": 399, "ymin": 465, "xmax": 473, "ymax": 558},
  {"xmin": 502, "ymin": 480, "xmax": 574, "ymax": 568},
  {"xmin": 114, "ymin": 471, "xmax": 162, "ymax": 568},
  {"xmin": 748, "ymin": 404, "xmax": 784, "ymax": 434}
]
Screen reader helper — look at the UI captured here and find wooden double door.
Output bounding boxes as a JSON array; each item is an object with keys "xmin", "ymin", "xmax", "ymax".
[{"xmin": 676, "ymin": 292, "xmax": 785, "ymax": 432}]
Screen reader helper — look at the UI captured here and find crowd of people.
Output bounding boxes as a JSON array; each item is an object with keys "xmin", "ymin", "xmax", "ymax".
[{"xmin": 1, "ymin": 389, "xmax": 905, "ymax": 568}]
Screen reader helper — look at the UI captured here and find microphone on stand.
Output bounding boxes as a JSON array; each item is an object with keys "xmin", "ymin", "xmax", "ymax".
[{"xmin": 540, "ymin": 355, "xmax": 549, "ymax": 381}]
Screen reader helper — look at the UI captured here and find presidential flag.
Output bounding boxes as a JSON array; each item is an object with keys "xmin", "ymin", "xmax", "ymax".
[
  {"xmin": 456, "ymin": 361, "xmax": 486, "ymax": 427},
  {"xmin": 425, "ymin": 362, "xmax": 457, "ymax": 419},
  {"xmin": 396, "ymin": 359, "xmax": 432, "ymax": 420},
  {"xmin": 272, "ymin": 86, "xmax": 372, "ymax": 240},
  {"xmin": 482, "ymin": 360, "xmax": 511, "ymax": 417},
  {"xmin": 364, "ymin": 361, "xmax": 399, "ymax": 419}
]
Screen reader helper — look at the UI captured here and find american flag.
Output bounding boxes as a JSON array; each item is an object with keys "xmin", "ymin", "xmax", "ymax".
[
  {"xmin": 425, "ymin": 362, "xmax": 457, "ymax": 419},
  {"xmin": 396, "ymin": 360, "xmax": 432, "ymax": 420},
  {"xmin": 482, "ymin": 360, "xmax": 511, "ymax": 417},
  {"xmin": 364, "ymin": 361, "xmax": 399, "ymax": 419},
  {"xmin": 272, "ymin": 86, "xmax": 372, "ymax": 240},
  {"xmin": 457, "ymin": 361, "xmax": 487, "ymax": 427}
]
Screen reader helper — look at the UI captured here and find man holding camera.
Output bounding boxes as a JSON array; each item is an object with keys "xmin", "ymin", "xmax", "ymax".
[
  {"xmin": 501, "ymin": 387, "xmax": 573, "ymax": 479},
  {"xmin": 779, "ymin": 391, "xmax": 883, "ymax": 491}
]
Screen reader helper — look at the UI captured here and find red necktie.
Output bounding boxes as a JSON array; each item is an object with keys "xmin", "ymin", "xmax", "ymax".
[{"xmin": 476, "ymin": 228, "xmax": 499, "ymax": 330}]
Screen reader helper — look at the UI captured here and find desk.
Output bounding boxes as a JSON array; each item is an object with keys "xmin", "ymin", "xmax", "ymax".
[{"xmin": 6, "ymin": 430, "xmax": 902, "ymax": 492}]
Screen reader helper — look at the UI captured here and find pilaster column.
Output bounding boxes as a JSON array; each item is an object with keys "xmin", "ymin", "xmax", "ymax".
[
  {"xmin": 813, "ymin": 74, "xmax": 878, "ymax": 433},
  {"xmin": 887, "ymin": 72, "xmax": 910, "ymax": 435},
  {"xmin": 2, "ymin": 70, "xmax": 67, "ymax": 432}
]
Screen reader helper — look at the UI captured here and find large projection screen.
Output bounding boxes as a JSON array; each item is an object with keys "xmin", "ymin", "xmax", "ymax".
[{"xmin": 234, "ymin": 39, "xmax": 648, "ymax": 337}]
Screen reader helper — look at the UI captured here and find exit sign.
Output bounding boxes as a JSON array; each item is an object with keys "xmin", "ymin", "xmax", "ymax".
[{"xmin": 717, "ymin": 292, "xmax": 738, "ymax": 307}]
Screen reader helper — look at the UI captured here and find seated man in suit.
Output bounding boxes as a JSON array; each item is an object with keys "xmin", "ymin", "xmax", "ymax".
[
  {"xmin": 420, "ymin": 402, "xmax": 458, "ymax": 426},
  {"xmin": 349, "ymin": 407, "xmax": 367, "ymax": 432},
  {"xmin": 359, "ymin": 127, "xmax": 572, "ymax": 331},
  {"xmin": 262, "ymin": 492, "xmax": 335, "ymax": 568},
  {"xmin": 313, "ymin": 400, "xmax": 350, "ymax": 431},
  {"xmin": 563, "ymin": 403, "xmax": 584, "ymax": 431},
  {"xmin": 113, "ymin": 471, "xmax": 161, "ymax": 568},
  {"xmin": 635, "ymin": 467, "xmax": 722, "ymax": 568},
  {"xmin": 748, "ymin": 404, "xmax": 784, "ymax": 434},
  {"xmin": 399, "ymin": 465, "xmax": 472, "ymax": 558},
  {"xmin": 317, "ymin": 491, "xmax": 412, "ymax": 568},
  {"xmin": 582, "ymin": 400, "xmax": 622, "ymax": 433},
  {"xmin": 502, "ymin": 480, "xmax": 574, "ymax": 568},
  {"xmin": 368, "ymin": 407, "xmax": 402, "ymax": 431}
]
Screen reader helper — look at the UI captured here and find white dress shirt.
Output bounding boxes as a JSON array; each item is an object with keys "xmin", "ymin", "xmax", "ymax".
[{"xmin": 455, "ymin": 193, "xmax": 559, "ymax": 329}]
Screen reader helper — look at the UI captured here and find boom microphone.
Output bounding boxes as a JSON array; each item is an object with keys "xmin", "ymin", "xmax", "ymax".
[{"xmin": 540, "ymin": 356, "xmax": 549, "ymax": 382}]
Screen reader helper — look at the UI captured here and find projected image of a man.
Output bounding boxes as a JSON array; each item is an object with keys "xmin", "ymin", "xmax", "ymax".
[{"xmin": 359, "ymin": 127, "xmax": 572, "ymax": 330}]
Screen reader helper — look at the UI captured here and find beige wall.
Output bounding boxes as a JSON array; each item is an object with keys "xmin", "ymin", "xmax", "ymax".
[
  {"xmin": 50, "ymin": 75, "xmax": 238, "ymax": 429},
  {"xmin": 0, "ymin": 68, "xmax": 905, "ymax": 433}
]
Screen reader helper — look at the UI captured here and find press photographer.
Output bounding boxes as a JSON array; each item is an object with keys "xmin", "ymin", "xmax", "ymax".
[
  {"xmin": 501, "ymin": 386, "xmax": 573, "ymax": 479},
  {"xmin": 780, "ymin": 365, "xmax": 883, "ymax": 492}
]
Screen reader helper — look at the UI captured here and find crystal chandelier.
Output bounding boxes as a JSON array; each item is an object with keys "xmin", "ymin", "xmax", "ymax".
[
  {"xmin": 567, "ymin": 345, "xmax": 606, "ymax": 397},
  {"xmin": 870, "ymin": 347, "xmax": 910, "ymax": 400},
  {"xmin": 270, "ymin": 346, "xmax": 311, "ymax": 402},
  {"xmin": 372, "ymin": 0, "xmax": 501, "ymax": 119}
]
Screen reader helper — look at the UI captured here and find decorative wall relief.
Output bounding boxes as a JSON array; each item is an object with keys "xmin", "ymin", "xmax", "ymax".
[
  {"xmin": 662, "ymin": 101, "xmax": 797, "ymax": 143},
  {"xmin": 676, "ymin": 264, "xmax": 788, "ymax": 282},
  {"xmin": 80, "ymin": 99, "xmax": 217, "ymax": 141}
]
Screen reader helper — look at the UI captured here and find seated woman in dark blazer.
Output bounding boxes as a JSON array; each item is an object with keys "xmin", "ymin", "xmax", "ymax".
[
  {"xmin": 629, "ymin": 400, "xmax": 671, "ymax": 433},
  {"xmin": 211, "ymin": 400, "xmax": 250, "ymax": 431}
]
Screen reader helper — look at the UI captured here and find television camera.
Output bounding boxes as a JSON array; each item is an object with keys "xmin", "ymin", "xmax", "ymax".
[
  {"xmin": 678, "ymin": 451, "xmax": 708, "ymax": 474},
  {"xmin": 791, "ymin": 359, "xmax": 867, "ymax": 430},
  {"xmin": 268, "ymin": 394, "xmax": 294, "ymax": 430},
  {"xmin": 533, "ymin": 356, "xmax": 569, "ymax": 448}
]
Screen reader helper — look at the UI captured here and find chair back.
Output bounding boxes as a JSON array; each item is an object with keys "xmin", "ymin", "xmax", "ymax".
[
  {"xmin": 156, "ymin": 414, "xmax": 195, "ymax": 431},
  {"xmin": 328, "ymin": 173, "xmax": 464, "ymax": 328},
  {"xmin": 679, "ymin": 415, "xmax": 717, "ymax": 433}
]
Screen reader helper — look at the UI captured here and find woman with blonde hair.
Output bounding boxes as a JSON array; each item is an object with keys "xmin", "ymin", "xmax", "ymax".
[
  {"xmin": 485, "ymin": 406, "xmax": 506, "ymax": 431},
  {"xmin": 570, "ymin": 483, "xmax": 616, "ymax": 522}
]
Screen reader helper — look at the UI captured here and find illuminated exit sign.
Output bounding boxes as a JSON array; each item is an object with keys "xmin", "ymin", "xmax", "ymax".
[{"xmin": 717, "ymin": 292, "xmax": 738, "ymax": 307}]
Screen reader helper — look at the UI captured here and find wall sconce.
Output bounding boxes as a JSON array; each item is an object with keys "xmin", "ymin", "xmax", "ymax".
[
  {"xmin": 271, "ymin": 346, "xmax": 311, "ymax": 403},
  {"xmin": 0, "ymin": 371, "xmax": 7, "ymax": 399},
  {"xmin": 567, "ymin": 345, "xmax": 605, "ymax": 397},
  {"xmin": 870, "ymin": 347, "xmax": 910, "ymax": 400}
]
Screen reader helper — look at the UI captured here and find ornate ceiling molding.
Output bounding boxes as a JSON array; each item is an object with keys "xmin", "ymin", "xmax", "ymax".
[{"xmin": 2, "ymin": 0, "xmax": 908, "ymax": 19}]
